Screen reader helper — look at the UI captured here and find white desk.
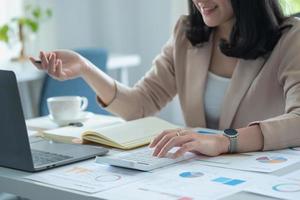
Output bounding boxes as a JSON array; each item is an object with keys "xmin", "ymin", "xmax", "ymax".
[
  {"xmin": 2, "ymin": 155, "xmax": 300, "ymax": 200},
  {"xmin": 3, "ymin": 159, "xmax": 298, "ymax": 200},
  {"xmin": 1, "ymin": 116, "xmax": 300, "ymax": 200}
]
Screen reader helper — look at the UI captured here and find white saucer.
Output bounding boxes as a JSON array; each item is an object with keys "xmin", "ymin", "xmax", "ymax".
[{"xmin": 49, "ymin": 111, "xmax": 94, "ymax": 126}]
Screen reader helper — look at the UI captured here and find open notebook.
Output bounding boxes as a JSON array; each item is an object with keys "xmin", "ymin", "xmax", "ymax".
[{"xmin": 41, "ymin": 117, "xmax": 179, "ymax": 150}]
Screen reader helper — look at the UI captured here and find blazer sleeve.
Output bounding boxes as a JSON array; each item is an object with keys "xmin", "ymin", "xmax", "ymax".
[
  {"xmin": 251, "ymin": 21, "xmax": 300, "ymax": 150},
  {"xmin": 97, "ymin": 17, "xmax": 186, "ymax": 120}
]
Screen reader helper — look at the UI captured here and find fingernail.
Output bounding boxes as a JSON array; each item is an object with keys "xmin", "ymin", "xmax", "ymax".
[{"xmin": 157, "ymin": 153, "xmax": 164, "ymax": 158}]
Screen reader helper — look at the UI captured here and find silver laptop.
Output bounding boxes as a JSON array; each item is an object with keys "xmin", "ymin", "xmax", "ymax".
[{"xmin": 0, "ymin": 70, "xmax": 108, "ymax": 172}]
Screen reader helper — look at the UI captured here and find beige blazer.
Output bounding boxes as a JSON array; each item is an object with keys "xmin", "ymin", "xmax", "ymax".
[{"xmin": 102, "ymin": 16, "xmax": 300, "ymax": 151}]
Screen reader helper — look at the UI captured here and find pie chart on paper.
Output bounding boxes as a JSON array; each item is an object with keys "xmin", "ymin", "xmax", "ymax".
[
  {"xmin": 256, "ymin": 156, "xmax": 288, "ymax": 164},
  {"xmin": 272, "ymin": 183, "xmax": 300, "ymax": 192},
  {"xmin": 179, "ymin": 171, "xmax": 204, "ymax": 178}
]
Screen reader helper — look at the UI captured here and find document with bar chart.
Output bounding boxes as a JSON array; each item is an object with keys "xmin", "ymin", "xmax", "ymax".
[
  {"xmin": 193, "ymin": 151, "xmax": 300, "ymax": 173},
  {"xmin": 97, "ymin": 162, "xmax": 271, "ymax": 200},
  {"xmin": 25, "ymin": 160, "xmax": 150, "ymax": 193}
]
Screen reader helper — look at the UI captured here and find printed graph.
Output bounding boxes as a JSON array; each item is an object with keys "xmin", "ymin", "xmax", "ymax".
[
  {"xmin": 179, "ymin": 172, "xmax": 204, "ymax": 178},
  {"xmin": 95, "ymin": 175, "xmax": 122, "ymax": 182},
  {"xmin": 256, "ymin": 156, "xmax": 287, "ymax": 164},
  {"xmin": 65, "ymin": 166, "xmax": 93, "ymax": 174},
  {"xmin": 138, "ymin": 188, "xmax": 193, "ymax": 200},
  {"xmin": 61, "ymin": 166, "xmax": 123, "ymax": 184},
  {"xmin": 212, "ymin": 177, "xmax": 246, "ymax": 186},
  {"xmin": 272, "ymin": 183, "xmax": 300, "ymax": 193}
]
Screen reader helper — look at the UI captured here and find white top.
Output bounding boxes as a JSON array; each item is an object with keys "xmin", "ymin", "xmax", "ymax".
[{"xmin": 204, "ymin": 72, "xmax": 231, "ymax": 129}]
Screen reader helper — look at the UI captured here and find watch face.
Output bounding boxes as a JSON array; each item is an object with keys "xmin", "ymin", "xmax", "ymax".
[{"xmin": 224, "ymin": 128, "xmax": 238, "ymax": 136}]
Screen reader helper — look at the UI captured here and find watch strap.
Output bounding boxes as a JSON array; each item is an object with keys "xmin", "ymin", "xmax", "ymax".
[
  {"xmin": 229, "ymin": 136, "xmax": 238, "ymax": 153},
  {"xmin": 223, "ymin": 129, "xmax": 238, "ymax": 153}
]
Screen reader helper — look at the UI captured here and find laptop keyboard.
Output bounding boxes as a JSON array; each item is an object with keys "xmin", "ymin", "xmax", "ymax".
[{"xmin": 32, "ymin": 149, "xmax": 73, "ymax": 166}]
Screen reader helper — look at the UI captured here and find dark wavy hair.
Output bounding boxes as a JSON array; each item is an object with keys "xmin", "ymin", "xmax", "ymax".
[{"xmin": 186, "ymin": 0, "xmax": 290, "ymax": 59}]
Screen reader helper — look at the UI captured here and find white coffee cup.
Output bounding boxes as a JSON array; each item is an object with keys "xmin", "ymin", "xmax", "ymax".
[{"xmin": 47, "ymin": 96, "xmax": 88, "ymax": 121}]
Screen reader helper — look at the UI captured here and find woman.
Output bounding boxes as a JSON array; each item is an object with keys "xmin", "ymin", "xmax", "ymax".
[{"xmin": 30, "ymin": 0, "xmax": 300, "ymax": 158}]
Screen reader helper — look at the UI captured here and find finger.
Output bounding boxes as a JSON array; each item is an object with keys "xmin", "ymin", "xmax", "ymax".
[
  {"xmin": 172, "ymin": 141, "xmax": 197, "ymax": 159},
  {"xmin": 40, "ymin": 51, "xmax": 49, "ymax": 70},
  {"xmin": 46, "ymin": 51, "xmax": 54, "ymax": 60},
  {"xmin": 152, "ymin": 132, "xmax": 177, "ymax": 156},
  {"xmin": 48, "ymin": 53, "xmax": 57, "ymax": 75},
  {"xmin": 55, "ymin": 60, "xmax": 63, "ymax": 80},
  {"xmin": 157, "ymin": 135, "xmax": 194, "ymax": 158},
  {"xmin": 29, "ymin": 57, "xmax": 43, "ymax": 70},
  {"xmin": 42, "ymin": 51, "xmax": 52, "ymax": 60},
  {"xmin": 52, "ymin": 59, "xmax": 61, "ymax": 78},
  {"xmin": 57, "ymin": 60, "xmax": 65, "ymax": 78},
  {"xmin": 152, "ymin": 128, "xmax": 189, "ymax": 155},
  {"xmin": 149, "ymin": 129, "xmax": 179, "ymax": 148}
]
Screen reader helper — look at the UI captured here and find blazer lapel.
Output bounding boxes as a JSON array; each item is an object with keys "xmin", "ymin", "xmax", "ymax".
[
  {"xmin": 219, "ymin": 57, "xmax": 268, "ymax": 129},
  {"xmin": 185, "ymin": 42, "xmax": 212, "ymax": 127}
]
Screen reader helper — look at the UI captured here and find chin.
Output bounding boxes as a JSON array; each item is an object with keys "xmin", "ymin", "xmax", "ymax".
[
  {"xmin": 203, "ymin": 21, "xmax": 219, "ymax": 27},
  {"xmin": 203, "ymin": 18, "xmax": 220, "ymax": 27}
]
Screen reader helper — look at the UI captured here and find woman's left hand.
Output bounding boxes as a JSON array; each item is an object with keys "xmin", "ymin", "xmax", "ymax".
[{"xmin": 149, "ymin": 129, "xmax": 230, "ymax": 158}]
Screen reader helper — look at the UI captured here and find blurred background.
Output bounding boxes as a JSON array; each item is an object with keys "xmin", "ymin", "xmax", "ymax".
[
  {"xmin": 0, "ymin": 0, "xmax": 300, "ymax": 200},
  {"xmin": 0, "ymin": 0, "xmax": 299, "ymax": 125},
  {"xmin": 0, "ymin": 0, "xmax": 188, "ymax": 125},
  {"xmin": 1, "ymin": 1, "xmax": 300, "ymax": 199}
]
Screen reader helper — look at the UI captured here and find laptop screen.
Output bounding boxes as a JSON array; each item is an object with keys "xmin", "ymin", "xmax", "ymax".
[{"xmin": 0, "ymin": 70, "xmax": 34, "ymax": 171}]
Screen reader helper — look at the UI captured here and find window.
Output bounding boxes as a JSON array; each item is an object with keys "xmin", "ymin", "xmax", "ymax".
[
  {"xmin": 0, "ymin": 0, "xmax": 23, "ymax": 61},
  {"xmin": 281, "ymin": 0, "xmax": 300, "ymax": 15},
  {"xmin": 0, "ymin": 0, "xmax": 22, "ymax": 25}
]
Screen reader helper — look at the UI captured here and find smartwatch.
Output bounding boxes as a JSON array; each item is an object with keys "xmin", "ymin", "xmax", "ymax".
[{"xmin": 223, "ymin": 128, "xmax": 239, "ymax": 153}]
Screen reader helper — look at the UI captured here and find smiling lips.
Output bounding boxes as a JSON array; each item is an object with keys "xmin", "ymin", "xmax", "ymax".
[{"xmin": 197, "ymin": 3, "xmax": 218, "ymax": 16}]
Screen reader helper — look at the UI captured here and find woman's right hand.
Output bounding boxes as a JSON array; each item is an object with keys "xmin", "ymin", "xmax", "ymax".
[{"xmin": 30, "ymin": 50, "xmax": 91, "ymax": 81}]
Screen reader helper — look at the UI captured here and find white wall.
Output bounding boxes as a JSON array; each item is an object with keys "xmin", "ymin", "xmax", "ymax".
[
  {"xmin": 0, "ymin": 0, "xmax": 23, "ymax": 60},
  {"xmin": 33, "ymin": 0, "xmax": 187, "ymax": 79},
  {"xmin": 0, "ymin": 0, "xmax": 23, "ymax": 25},
  {"xmin": 29, "ymin": 0, "xmax": 188, "ymax": 124}
]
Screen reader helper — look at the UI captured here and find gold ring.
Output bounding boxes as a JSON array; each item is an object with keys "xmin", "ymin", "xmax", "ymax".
[{"xmin": 176, "ymin": 129, "xmax": 184, "ymax": 137}]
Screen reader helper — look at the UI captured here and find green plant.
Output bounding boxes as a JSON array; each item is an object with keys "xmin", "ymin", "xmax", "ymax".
[
  {"xmin": 280, "ymin": 0, "xmax": 300, "ymax": 15},
  {"xmin": 0, "ymin": 25, "xmax": 9, "ymax": 43},
  {"xmin": 15, "ymin": 5, "xmax": 52, "ymax": 33},
  {"xmin": 0, "ymin": 5, "xmax": 52, "ymax": 61}
]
